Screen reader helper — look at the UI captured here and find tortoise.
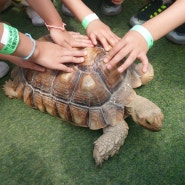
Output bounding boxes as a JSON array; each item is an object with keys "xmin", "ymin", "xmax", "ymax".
[{"xmin": 3, "ymin": 35, "xmax": 164, "ymax": 166}]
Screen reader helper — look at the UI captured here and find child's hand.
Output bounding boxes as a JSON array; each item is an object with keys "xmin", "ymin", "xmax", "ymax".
[
  {"xmin": 50, "ymin": 28, "xmax": 93, "ymax": 48},
  {"xmin": 104, "ymin": 30, "xmax": 149, "ymax": 73},
  {"xmin": 86, "ymin": 19, "xmax": 120, "ymax": 51},
  {"xmin": 31, "ymin": 41, "xmax": 87, "ymax": 72}
]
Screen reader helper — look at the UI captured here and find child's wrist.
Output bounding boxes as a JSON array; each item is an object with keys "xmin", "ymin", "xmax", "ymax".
[
  {"xmin": 131, "ymin": 25, "xmax": 154, "ymax": 49},
  {"xmin": 81, "ymin": 13, "xmax": 99, "ymax": 29},
  {"xmin": 27, "ymin": 39, "xmax": 40, "ymax": 61},
  {"xmin": 45, "ymin": 22, "xmax": 66, "ymax": 31}
]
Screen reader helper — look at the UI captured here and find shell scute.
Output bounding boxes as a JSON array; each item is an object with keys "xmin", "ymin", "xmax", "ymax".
[
  {"xmin": 102, "ymin": 102, "xmax": 125, "ymax": 126},
  {"xmin": 89, "ymin": 108, "xmax": 106, "ymax": 130},
  {"xmin": 69, "ymin": 104, "xmax": 89, "ymax": 127},
  {"xmin": 23, "ymin": 85, "xmax": 33, "ymax": 107},
  {"xmin": 33, "ymin": 91, "xmax": 45, "ymax": 112},
  {"xmin": 23, "ymin": 69, "xmax": 35, "ymax": 84},
  {"xmin": 77, "ymin": 47, "xmax": 105, "ymax": 71},
  {"xmin": 52, "ymin": 69, "xmax": 80, "ymax": 100},
  {"xmin": 42, "ymin": 96, "xmax": 58, "ymax": 117},
  {"xmin": 114, "ymin": 84, "xmax": 136, "ymax": 106},
  {"xmin": 72, "ymin": 72, "xmax": 111, "ymax": 106},
  {"xmin": 96, "ymin": 59, "xmax": 123, "ymax": 92},
  {"xmin": 30, "ymin": 69, "xmax": 57, "ymax": 93},
  {"xmin": 56, "ymin": 101, "xmax": 72, "ymax": 121}
]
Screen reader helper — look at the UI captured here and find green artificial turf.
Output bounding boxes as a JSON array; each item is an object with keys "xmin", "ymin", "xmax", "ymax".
[{"xmin": 0, "ymin": 0, "xmax": 184, "ymax": 185}]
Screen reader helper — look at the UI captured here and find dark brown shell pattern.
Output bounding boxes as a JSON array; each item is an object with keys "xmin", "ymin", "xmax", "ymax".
[{"xmin": 15, "ymin": 46, "xmax": 134, "ymax": 130}]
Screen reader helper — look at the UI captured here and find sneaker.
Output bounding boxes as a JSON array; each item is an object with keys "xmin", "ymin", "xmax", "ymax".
[
  {"xmin": 61, "ymin": 4, "xmax": 74, "ymax": 17},
  {"xmin": 12, "ymin": 0, "xmax": 44, "ymax": 26},
  {"xmin": 129, "ymin": 0, "xmax": 173, "ymax": 26},
  {"xmin": 26, "ymin": 6, "xmax": 45, "ymax": 26},
  {"xmin": 166, "ymin": 23, "xmax": 185, "ymax": 44},
  {"xmin": 101, "ymin": 0, "xmax": 122, "ymax": 16},
  {"xmin": 0, "ymin": 62, "xmax": 9, "ymax": 78},
  {"xmin": 11, "ymin": 0, "xmax": 24, "ymax": 8}
]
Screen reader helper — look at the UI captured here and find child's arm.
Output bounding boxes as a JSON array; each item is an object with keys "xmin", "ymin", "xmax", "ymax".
[
  {"xmin": 0, "ymin": 53, "xmax": 45, "ymax": 72},
  {"xmin": 62, "ymin": 0, "xmax": 120, "ymax": 51},
  {"xmin": 144, "ymin": 0, "xmax": 185, "ymax": 41},
  {"xmin": 26, "ymin": 0, "xmax": 93, "ymax": 48},
  {"xmin": 104, "ymin": 0, "xmax": 185, "ymax": 73},
  {"xmin": 26, "ymin": 0, "xmax": 63, "ymax": 27},
  {"xmin": 0, "ymin": 22, "xmax": 87, "ymax": 72}
]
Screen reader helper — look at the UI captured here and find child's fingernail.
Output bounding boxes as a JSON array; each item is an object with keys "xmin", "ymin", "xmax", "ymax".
[
  {"xmin": 118, "ymin": 67, "xmax": 123, "ymax": 73},
  {"xmin": 68, "ymin": 68, "xmax": 73, "ymax": 73},
  {"xmin": 106, "ymin": 64, "xmax": 111, "ymax": 69},
  {"xmin": 80, "ymin": 57, "xmax": 84, "ymax": 62},
  {"xmin": 104, "ymin": 58, "xmax": 108, "ymax": 63},
  {"xmin": 143, "ymin": 67, "xmax": 147, "ymax": 73},
  {"xmin": 106, "ymin": 46, "xmax": 111, "ymax": 51}
]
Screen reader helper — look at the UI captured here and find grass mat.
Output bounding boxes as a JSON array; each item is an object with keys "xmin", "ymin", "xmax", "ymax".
[{"xmin": 0, "ymin": 0, "xmax": 184, "ymax": 184}]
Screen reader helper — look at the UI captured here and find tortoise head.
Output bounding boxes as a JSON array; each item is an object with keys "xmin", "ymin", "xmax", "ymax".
[{"xmin": 126, "ymin": 95, "xmax": 164, "ymax": 132}]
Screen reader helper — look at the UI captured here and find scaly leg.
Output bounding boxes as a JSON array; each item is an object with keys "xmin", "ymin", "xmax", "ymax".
[{"xmin": 93, "ymin": 120, "xmax": 129, "ymax": 166}]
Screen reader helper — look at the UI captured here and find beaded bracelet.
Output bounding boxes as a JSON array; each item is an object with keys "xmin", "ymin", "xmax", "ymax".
[
  {"xmin": 23, "ymin": 33, "xmax": 36, "ymax": 60},
  {"xmin": 81, "ymin": 13, "xmax": 99, "ymax": 29},
  {"xmin": 131, "ymin": 25, "xmax": 154, "ymax": 49},
  {"xmin": 0, "ymin": 23, "xmax": 20, "ymax": 54},
  {"xmin": 45, "ymin": 22, "xmax": 66, "ymax": 31}
]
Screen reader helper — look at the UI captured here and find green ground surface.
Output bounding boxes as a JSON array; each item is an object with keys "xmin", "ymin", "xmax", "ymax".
[{"xmin": 0, "ymin": 1, "xmax": 184, "ymax": 185}]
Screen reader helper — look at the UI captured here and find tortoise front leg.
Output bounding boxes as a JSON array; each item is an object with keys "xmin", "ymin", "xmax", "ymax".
[{"xmin": 93, "ymin": 120, "xmax": 129, "ymax": 166}]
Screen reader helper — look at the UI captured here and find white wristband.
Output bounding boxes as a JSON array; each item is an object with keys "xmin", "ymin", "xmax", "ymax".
[
  {"xmin": 131, "ymin": 25, "xmax": 154, "ymax": 49},
  {"xmin": 81, "ymin": 13, "xmax": 99, "ymax": 29}
]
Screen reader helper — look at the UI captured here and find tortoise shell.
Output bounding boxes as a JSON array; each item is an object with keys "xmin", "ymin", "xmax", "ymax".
[{"xmin": 7, "ymin": 36, "xmax": 154, "ymax": 130}]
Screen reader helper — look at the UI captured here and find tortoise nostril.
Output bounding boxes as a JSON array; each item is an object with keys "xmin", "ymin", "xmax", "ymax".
[{"xmin": 146, "ymin": 120, "xmax": 152, "ymax": 125}]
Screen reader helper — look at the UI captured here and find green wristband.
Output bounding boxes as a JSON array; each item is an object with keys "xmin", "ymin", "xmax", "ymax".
[
  {"xmin": 131, "ymin": 25, "xmax": 154, "ymax": 49},
  {"xmin": 82, "ymin": 13, "xmax": 99, "ymax": 29},
  {"xmin": 0, "ymin": 23, "xmax": 20, "ymax": 54}
]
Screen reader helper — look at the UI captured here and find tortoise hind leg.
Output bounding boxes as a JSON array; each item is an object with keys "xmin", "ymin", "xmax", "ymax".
[
  {"xmin": 3, "ymin": 67, "xmax": 24, "ymax": 99},
  {"xmin": 125, "ymin": 63, "xmax": 154, "ymax": 88},
  {"xmin": 93, "ymin": 120, "xmax": 129, "ymax": 166},
  {"xmin": 3, "ymin": 79, "xmax": 24, "ymax": 99},
  {"xmin": 3, "ymin": 80, "xmax": 18, "ymax": 98}
]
